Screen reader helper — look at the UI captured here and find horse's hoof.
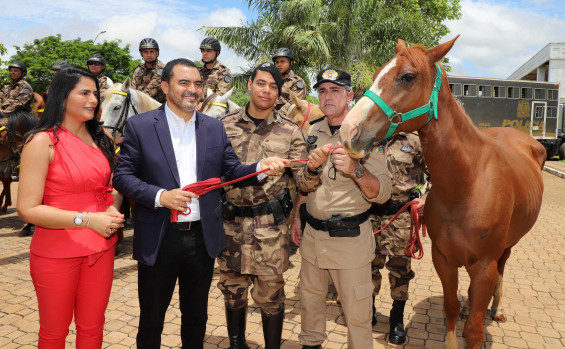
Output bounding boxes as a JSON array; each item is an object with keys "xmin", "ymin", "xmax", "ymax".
[
  {"xmin": 491, "ymin": 313, "xmax": 507, "ymax": 322},
  {"xmin": 459, "ymin": 307, "xmax": 470, "ymax": 320}
]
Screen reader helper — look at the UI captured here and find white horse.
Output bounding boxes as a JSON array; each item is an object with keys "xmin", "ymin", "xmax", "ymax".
[
  {"xmin": 101, "ymin": 77, "xmax": 161, "ymax": 142},
  {"xmin": 199, "ymin": 88, "xmax": 240, "ymax": 119}
]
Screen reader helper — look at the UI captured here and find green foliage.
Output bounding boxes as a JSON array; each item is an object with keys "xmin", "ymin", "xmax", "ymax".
[
  {"xmin": 202, "ymin": 0, "xmax": 461, "ymax": 98},
  {"xmin": 4, "ymin": 35, "xmax": 140, "ymax": 93},
  {"xmin": 305, "ymin": 95, "xmax": 319, "ymax": 105},
  {"xmin": 231, "ymin": 90, "xmax": 251, "ymax": 107}
]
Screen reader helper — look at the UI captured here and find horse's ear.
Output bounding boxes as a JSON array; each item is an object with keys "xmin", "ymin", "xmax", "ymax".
[
  {"xmin": 223, "ymin": 88, "xmax": 233, "ymax": 101},
  {"xmin": 426, "ymin": 35, "xmax": 460, "ymax": 64},
  {"xmin": 289, "ymin": 90, "xmax": 302, "ymax": 108},
  {"xmin": 206, "ymin": 88, "xmax": 214, "ymax": 98},
  {"xmin": 122, "ymin": 77, "xmax": 131, "ymax": 91},
  {"xmin": 396, "ymin": 39, "xmax": 408, "ymax": 54}
]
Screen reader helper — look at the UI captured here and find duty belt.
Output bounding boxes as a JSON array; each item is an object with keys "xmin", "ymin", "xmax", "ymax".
[
  {"xmin": 300, "ymin": 205, "xmax": 371, "ymax": 237},
  {"xmin": 227, "ymin": 188, "xmax": 293, "ymax": 225}
]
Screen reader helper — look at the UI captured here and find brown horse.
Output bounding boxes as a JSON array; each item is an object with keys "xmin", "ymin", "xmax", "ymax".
[
  {"xmin": 0, "ymin": 111, "xmax": 39, "ymax": 214},
  {"xmin": 340, "ymin": 37, "xmax": 545, "ymax": 349},
  {"xmin": 286, "ymin": 90, "xmax": 324, "ymax": 136}
]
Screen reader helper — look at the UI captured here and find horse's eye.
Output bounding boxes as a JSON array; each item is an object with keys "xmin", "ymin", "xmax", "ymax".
[
  {"xmin": 400, "ymin": 74, "xmax": 415, "ymax": 83},
  {"xmin": 114, "ymin": 105, "xmax": 121, "ymax": 110}
]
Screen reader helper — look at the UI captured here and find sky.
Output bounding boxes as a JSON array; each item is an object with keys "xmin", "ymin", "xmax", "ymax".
[{"xmin": 1, "ymin": 0, "xmax": 564, "ymax": 81}]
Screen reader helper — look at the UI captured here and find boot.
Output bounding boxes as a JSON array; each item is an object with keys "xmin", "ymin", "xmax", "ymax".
[
  {"xmin": 261, "ymin": 306, "xmax": 284, "ymax": 349},
  {"xmin": 371, "ymin": 295, "xmax": 377, "ymax": 326},
  {"xmin": 388, "ymin": 300, "xmax": 407, "ymax": 344},
  {"xmin": 225, "ymin": 304, "xmax": 250, "ymax": 349}
]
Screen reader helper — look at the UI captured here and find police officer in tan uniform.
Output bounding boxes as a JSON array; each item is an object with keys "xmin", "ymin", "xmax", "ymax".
[
  {"xmin": 131, "ymin": 38, "xmax": 166, "ymax": 103},
  {"xmin": 218, "ymin": 62, "xmax": 317, "ymax": 349},
  {"xmin": 370, "ymin": 132, "xmax": 427, "ymax": 344},
  {"xmin": 198, "ymin": 37, "xmax": 232, "ymax": 95},
  {"xmin": 86, "ymin": 54, "xmax": 113, "ymax": 103},
  {"xmin": 290, "ymin": 69, "xmax": 392, "ymax": 349},
  {"xmin": 272, "ymin": 48, "xmax": 307, "ymax": 117},
  {"xmin": 0, "ymin": 62, "xmax": 33, "ymax": 113}
]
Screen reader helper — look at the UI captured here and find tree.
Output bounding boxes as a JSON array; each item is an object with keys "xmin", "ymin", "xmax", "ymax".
[
  {"xmin": 3, "ymin": 35, "xmax": 140, "ymax": 93},
  {"xmin": 202, "ymin": 0, "xmax": 461, "ymax": 96}
]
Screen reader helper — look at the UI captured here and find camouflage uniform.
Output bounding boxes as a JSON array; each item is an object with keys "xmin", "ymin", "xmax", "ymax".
[
  {"xmin": 217, "ymin": 104, "xmax": 314, "ymax": 315},
  {"xmin": 131, "ymin": 60, "xmax": 166, "ymax": 103},
  {"xmin": 0, "ymin": 80, "xmax": 33, "ymax": 113},
  {"xmin": 371, "ymin": 132, "xmax": 428, "ymax": 301},
  {"xmin": 274, "ymin": 70, "xmax": 307, "ymax": 117},
  {"xmin": 198, "ymin": 60, "xmax": 232, "ymax": 95}
]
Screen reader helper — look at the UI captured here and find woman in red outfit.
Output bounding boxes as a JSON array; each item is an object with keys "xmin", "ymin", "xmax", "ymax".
[{"xmin": 17, "ymin": 66, "xmax": 125, "ymax": 348}]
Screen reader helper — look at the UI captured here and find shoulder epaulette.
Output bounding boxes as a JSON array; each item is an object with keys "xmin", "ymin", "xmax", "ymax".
[{"xmin": 309, "ymin": 116, "xmax": 326, "ymax": 125}]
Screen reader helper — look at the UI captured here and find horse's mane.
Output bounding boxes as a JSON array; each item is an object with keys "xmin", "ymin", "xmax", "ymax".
[
  {"xmin": 104, "ymin": 83, "xmax": 162, "ymax": 111},
  {"xmin": 400, "ymin": 44, "xmax": 435, "ymax": 84},
  {"xmin": 0, "ymin": 111, "xmax": 38, "ymax": 133},
  {"xmin": 200, "ymin": 93, "xmax": 217, "ymax": 110}
]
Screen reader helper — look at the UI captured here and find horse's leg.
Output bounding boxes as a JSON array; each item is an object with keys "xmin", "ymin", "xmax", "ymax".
[
  {"xmin": 1, "ymin": 178, "xmax": 11, "ymax": 213},
  {"xmin": 490, "ymin": 248, "xmax": 511, "ymax": 322},
  {"xmin": 460, "ymin": 286, "xmax": 471, "ymax": 320},
  {"xmin": 431, "ymin": 244, "xmax": 459, "ymax": 349},
  {"xmin": 463, "ymin": 258, "xmax": 499, "ymax": 349}
]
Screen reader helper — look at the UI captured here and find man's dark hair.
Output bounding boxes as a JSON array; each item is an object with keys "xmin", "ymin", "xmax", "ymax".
[
  {"xmin": 250, "ymin": 62, "xmax": 283, "ymax": 95},
  {"xmin": 25, "ymin": 66, "xmax": 115, "ymax": 169},
  {"xmin": 162, "ymin": 58, "xmax": 197, "ymax": 83}
]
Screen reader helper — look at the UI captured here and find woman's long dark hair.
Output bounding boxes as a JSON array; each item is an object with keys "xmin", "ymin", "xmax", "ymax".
[{"xmin": 25, "ymin": 66, "xmax": 116, "ymax": 169}]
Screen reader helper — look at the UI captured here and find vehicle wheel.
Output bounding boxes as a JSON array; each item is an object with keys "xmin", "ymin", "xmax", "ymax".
[{"xmin": 559, "ymin": 142, "xmax": 565, "ymax": 160}]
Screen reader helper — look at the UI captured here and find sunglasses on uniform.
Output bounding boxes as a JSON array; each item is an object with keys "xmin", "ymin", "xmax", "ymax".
[{"xmin": 88, "ymin": 62, "xmax": 103, "ymax": 66}]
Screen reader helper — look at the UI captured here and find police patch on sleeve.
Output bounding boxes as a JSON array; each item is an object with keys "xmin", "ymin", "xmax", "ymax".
[
  {"xmin": 400, "ymin": 145, "xmax": 414, "ymax": 153},
  {"xmin": 136, "ymin": 69, "xmax": 143, "ymax": 76},
  {"xmin": 223, "ymin": 72, "xmax": 231, "ymax": 83},
  {"xmin": 295, "ymin": 81, "xmax": 304, "ymax": 90},
  {"xmin": 156, "ymin": 69, "xmax": 163, "ymax": 76},
  {"xmin": 307, "ymin": 135, "xmax": 318, "ymax": 145},
  {"xmin": 22, "ymin": 86, "xmax": 31, "ymax": 95}
]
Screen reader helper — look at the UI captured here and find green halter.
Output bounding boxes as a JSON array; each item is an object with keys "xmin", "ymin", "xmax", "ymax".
[{"xmin": 362, "ymin": 63, "xmax": 442, "ymax": 142}]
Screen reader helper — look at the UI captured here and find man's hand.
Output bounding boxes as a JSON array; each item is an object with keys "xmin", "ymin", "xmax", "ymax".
[
  {"xmin": 159, "ymin": 189, "xmax": 199, "ymax": 212},
  {"xmin": 290, "ymin": 217, "xmax": 303, "ymax": 246},
  {"xmin": 261, "ymin": 157, "xmax": 289, "ymax": 176},
  {"xmin": 307, "ymin": 143, "xmax": 331, "ymax": 171},
  {"xmin": 414, "ymin": 198, "xmax": 426, "ymax": 217},
  {"xmin": 331, "ymin": 142, "xmax": 358, "ymax": 176}
]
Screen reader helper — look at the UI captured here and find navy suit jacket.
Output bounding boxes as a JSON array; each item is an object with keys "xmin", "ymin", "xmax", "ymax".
[{"xmin": 113, "ymin": 105, "xmax": 260, "ymax": 266}]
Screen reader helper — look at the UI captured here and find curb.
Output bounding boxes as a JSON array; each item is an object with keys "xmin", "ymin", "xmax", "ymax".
[{"xmin": 544, "ymin": 165, "xmax": 565, "ymax": 179}]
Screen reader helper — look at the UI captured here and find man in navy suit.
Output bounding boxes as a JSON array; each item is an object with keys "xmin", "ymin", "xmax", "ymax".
[{"xmin": 113, "ymin": 58, "xmax": 287, "ymax": 349}]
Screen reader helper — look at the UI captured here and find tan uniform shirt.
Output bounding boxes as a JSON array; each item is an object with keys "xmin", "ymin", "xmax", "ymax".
[
  {"xmin": 198, "ymin": 60, "xmax": 232, "ymax": 95},
  {"xmin": 299, "ymin": 117, "xmax": 392, "ymax": 269},
  {"xmin": 0, "ymin": 80, "xmax": 33, "ymax": 113},
  {"xmin": 131, "ymin": 60, "xmax": 166, "ymax": 103},
  {"xmin": 221, "ymin": 105, "xmax": 318, "ymax": 275},
  {"xmin": 274, "ymin": 70, "xmax": 307, "ymax": 117}
]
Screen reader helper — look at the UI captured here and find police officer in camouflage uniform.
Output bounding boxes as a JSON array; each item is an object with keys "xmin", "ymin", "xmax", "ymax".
[
  {"xmin": 272, "ymin": 48, "xmax": 307, "ymax": 117},
  {"xmin": 218, "ymin": 62, "xmax": 317, "ymax": 349},
  {"xmin": 131, "ymin": 38, "xmax": 166, "ymax": 103},
  {"xmin": 370, "ymin": 132, "xmax": 428, "ymax": 344},
  {"xmin": 198, "ymin": 37, "xmax": 232, "ymax": 95},
  {"xmin": 86, "ymin": 54, "xmax": 113, "ymax": 103},
  {"xmin": 0, "ymin": 62, "xmax": 33, "ymax": 113},
  {"xmin": 290, "ymin": 69, "xmax": 392, "ymax": 349}
]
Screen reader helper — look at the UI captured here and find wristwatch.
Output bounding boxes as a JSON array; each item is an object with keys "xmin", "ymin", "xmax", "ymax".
[
  {"xmin": 354, "ymin": 163, "xmax": 365, "ymax": 179},
  {"xmin": 73, "ymin": 212, "xmax": 83, "ymax": 226},
  {"xmin": 307, "ymin": 164, "xmax": 322, "ymax": 176}
]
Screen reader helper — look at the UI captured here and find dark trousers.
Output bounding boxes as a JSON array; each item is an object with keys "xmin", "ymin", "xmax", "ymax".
[{"xmin": 136, "ymin": 222, "xmax": 214, "ymax": 349}]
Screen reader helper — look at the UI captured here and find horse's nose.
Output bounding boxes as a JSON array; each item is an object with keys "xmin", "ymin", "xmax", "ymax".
[{"xmin": 340, "ymin": 118, "xmax": 359, "ymax": 150}]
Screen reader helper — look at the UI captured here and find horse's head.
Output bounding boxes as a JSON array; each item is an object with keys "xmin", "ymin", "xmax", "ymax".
[
  {"xmin": 101, "ymin": 77, "xmax": 140, "ymax": 142},
  {"xmin": 200, "ymin": 88, "xmax": 234, "ymax": 119},
  {"xmin": 287, "ymin": 90, "xmax": 325, "ymax": 136},
  {"xmin": 340, "ymin": 36, "xmax": 459, "ymax": 158}
]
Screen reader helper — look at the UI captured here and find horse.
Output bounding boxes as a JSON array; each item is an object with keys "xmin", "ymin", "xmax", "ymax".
[
  {"xmin": 32, "ymin": 92, "xmax": 45, "ymax": 118},
  {"xmin": 339, "ymin": 37, "xmax": 545, "ymax": 349},
  {"xmin": 286, "ymin": 90, "xmax": 324, "ymax": 136},
  {"xmin": 0, "ymin": 111, "xmax": 39, "ymax": 214},
  {"xmin": 100, "ymin": 77, "xmax": 161, "ymax": 142},
  {"xmin": 199, "ymin": 88, "xmax": 240, "ymax": 119}
]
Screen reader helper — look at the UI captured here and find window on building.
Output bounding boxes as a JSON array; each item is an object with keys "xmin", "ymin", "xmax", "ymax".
[
  {"xmin": 548, "ymin": 89, "xmax": 559, "ymax": 101},
  {"xmin": 534, "ymin": 88, "xmax": 546, "ymax": 100},
  {"xmin": 521, "ymin": 87, "xmax": 533, "ymax": 99},
  {"xmin": 478, "ymin": 85, "xmax": 492, "ymax": 98},
  {"xmin": 507, "ymin": 86, "xmax": 519, "ymax": 99},
  {"xmin": 449, "ymin": 83, "xmax": 462, "ymax": 96},
  {"xmin": 463, "ymin": 84, "xmax": 477, "ymax": 97}
]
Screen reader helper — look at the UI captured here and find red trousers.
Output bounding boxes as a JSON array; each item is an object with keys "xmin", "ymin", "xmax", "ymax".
[{"xmin": 30, "ymin": 248, "xmax": 114, "ymax": 348}]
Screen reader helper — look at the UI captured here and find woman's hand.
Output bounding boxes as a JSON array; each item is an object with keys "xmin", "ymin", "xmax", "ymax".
[{"xmin": 89, "ymin": 211, "xmax": 125, "ymax": 238}]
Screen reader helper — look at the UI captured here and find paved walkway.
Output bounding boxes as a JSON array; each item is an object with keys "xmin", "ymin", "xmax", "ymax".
[{"xmin": 1, "ymin": 171, "xmax": 565, "ymax": 348}]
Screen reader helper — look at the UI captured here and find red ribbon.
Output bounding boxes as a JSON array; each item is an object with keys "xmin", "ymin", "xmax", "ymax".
[
  {"xmin": 95, "ymin": 185, "xmax": 114, "ymax": 206},
  {"xmin": 169, "ymin": 145, "xmax": 344, "ymax": 222}
]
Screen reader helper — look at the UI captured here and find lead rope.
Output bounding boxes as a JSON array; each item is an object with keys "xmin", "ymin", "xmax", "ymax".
[{"xmin": 373, "ymin": 200, "xmax": 427, "ymax": 259}]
